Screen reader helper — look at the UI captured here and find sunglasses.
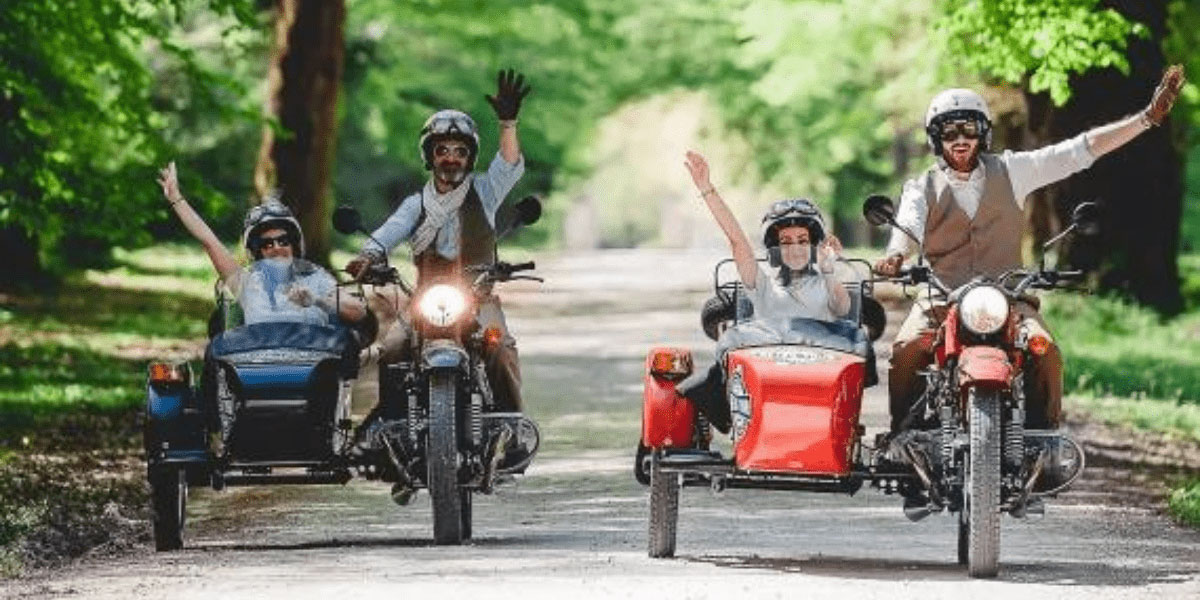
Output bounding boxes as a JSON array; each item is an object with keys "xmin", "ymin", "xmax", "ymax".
[
  {"xmin": 433, "ymin": 143, "xmax": 471, "ymax": 159},
  {"xmin": 939, "ymin": 120, "xmax": 981, "ymax": 141},
  {"xmin": 257, "ymin": 234, "xmax": 292, "ymax": 250}
]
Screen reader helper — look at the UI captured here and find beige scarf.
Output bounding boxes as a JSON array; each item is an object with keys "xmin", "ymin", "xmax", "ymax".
[{"xmin": 409, "ymin": 174, "xmax": 475, "ymax": 256}]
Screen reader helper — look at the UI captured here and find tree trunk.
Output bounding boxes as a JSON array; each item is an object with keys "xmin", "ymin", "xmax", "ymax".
[
  {"xmin": 1022, "ymin": 0, "xmax": 1182, "ymax": 314},
  {"xmin": 253, "ymin": 0, "xmax": 346, "ymax": 267}
]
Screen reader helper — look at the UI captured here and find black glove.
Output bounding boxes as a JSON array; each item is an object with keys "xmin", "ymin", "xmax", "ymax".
[{"xmin": 485, "ymin": 68, "xmax": 532, "ymax": 121}]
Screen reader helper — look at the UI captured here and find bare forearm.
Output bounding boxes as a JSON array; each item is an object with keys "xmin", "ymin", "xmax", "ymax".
[
  {"xmin": 499, "ymin": 121, "xmax": 520, "ymax": 164},
  {"xmin": 1085, "ymin": 112, "xmax": 1150, "ymax": 158},
  {"xmin": 171, "ymin": 199, "xmax": 239, "ymax": 282},
  {"xmin": 701, "ymin": 189, "xmax": 757, "ymax": 285},
  {"xmin": 825, "ymin": 273, "xmax": 851, "ymax": 317}
]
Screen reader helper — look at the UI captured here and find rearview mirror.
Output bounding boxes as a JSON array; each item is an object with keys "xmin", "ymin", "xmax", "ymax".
[
  {"xmin": 513, "ymin": 196, "xmax": 542, "ymax": 227},
  {"xmin": 863, "ymin": 195, "xmax": 895, "ymax": 227},
  {"xmin": 332, "ymin": 205, "xmax": 363, "ymax": 235},
  {"xmin": 1070, "ymin": 202, "xmax": 1100, "ymax": 236}
]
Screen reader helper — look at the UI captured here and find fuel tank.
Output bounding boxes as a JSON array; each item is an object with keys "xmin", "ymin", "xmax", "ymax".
[{"xmin": 728, "ymin": 345, "xmax": 866, "ymax": 475}]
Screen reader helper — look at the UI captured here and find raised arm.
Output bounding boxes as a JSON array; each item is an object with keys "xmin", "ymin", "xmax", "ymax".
[
  {"xmin": 1087, "ymin": 65, "xmax": 1185, "ymax": 157},
  {"xmin": 684, "ymin": 151, "xmax": 758, "ymax": 288},
  {"xmin": 158, "ymin": 162, "xmax": 240, "ymax": 284},
  {"xmin": 485, "ymin": 68, "xmax": 531, "ymax": 166}
]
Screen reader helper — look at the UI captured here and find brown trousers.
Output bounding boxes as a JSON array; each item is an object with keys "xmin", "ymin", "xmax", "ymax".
[{"xmin": 889, "ymin": 298, "xmax": 1062, "ymax": 431}]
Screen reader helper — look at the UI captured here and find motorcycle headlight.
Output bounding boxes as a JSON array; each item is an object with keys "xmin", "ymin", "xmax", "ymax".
[
  {"xmin": 417, "ymin": 284, "xmax": 468, "ymax": 327},
  {"xmin": 959, "ymin": 285, "xmax": 1009, "ymax": 335}
]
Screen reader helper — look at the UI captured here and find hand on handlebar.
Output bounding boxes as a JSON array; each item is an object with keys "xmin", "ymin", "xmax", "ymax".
[{"xmin": 873, "ymin": 253, "xmax": 904, "ymax": 277}]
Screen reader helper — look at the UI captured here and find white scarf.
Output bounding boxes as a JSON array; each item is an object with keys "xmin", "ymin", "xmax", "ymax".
[{"xmin": 409, "ymin": 174, "xmax": 475, "ymax": 256}]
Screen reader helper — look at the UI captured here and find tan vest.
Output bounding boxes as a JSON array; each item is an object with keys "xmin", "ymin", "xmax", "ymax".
[
  {"xmin": 414, "ymin": 187, "xmax": 497, "ymax": 288},
  {"xmin": 921, "ymin": 154, "xmax": 1023, "ymax": 289}
]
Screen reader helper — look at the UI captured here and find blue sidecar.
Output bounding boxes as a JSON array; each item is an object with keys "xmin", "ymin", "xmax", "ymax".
[{"xmin": 144, "ymin": 319, "xmax": 361, "ymax": 551}]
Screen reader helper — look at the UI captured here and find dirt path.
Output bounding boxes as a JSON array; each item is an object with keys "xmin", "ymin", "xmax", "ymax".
[{"xmin": 6, "ymin": 249, "xmax": 1199, "ymax": 599}]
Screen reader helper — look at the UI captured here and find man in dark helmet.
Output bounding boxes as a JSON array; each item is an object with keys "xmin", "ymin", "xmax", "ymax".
[
  {"xmin": 875, "ymin": 66, "xmax": 1186, "ymax": 434},
  {"xmin": 346, "ymin": 69, "xmax": 531, "ymax": 411}
]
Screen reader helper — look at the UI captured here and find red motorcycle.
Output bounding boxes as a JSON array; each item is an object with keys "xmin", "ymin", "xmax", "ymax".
[{"xmin": 637, "ymin": 196, "xmax": 1089, "ymax": 578}]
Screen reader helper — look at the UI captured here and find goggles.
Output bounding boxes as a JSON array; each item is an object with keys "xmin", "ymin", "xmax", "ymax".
[
  {"xmin": 422, "ymin": 113, "xmax": 477, "ymax": 137},
  {"xmin": 433, "ymin": 142, "xmax": 471, "ymax": 159},
  {"xmin": 938, "ymin": 119, "xmax": 982, "ymax": 142},
  {"xmin": 763, "ymin": 198, "xmax": 821, "ymax": 222}
]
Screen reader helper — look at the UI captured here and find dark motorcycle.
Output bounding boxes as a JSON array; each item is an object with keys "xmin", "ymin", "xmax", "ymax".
[
  {"xmin": 863, "ymin": 195, "xmax": 1090, "ymax": 577},
  {"xmin": 331, "ymin": 197, "xmax": 543, "ymax": 545}
]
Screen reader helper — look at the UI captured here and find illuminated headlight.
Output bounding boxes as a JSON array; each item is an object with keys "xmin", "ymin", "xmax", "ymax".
[
  {"xmin": 959, "ymin": 285, "xmax": 1009, "ymax": 335},
  {"xmin": 418, "ymin": 284, "xmax": 468, "ymax": 327}
]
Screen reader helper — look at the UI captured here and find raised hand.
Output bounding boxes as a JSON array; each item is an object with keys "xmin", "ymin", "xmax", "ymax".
[
  {"xmin": 157, "ymin": 161, "xmax": 183, "ymax": 205},
  {"xmin": 1145, "ymin": 64, "xmax": 1186, "ymax": 126},
  {"xmin": 818, "ymin": 235, "xmax": 843, "ymax": 273},
  {"xmin": 485, "ymin": 68, "xmax": 532, "ymax": 120},
  {"xmin": 683, "ymin": 150, "xmax": 713, "ymax": 193}
]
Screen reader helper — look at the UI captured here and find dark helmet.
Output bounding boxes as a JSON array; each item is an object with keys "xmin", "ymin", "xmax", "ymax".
[
  {"xmin": 242, "ymin": 192, "xmax": 304, "ymax": 258},
  {"xmin": 418, "ymin": 109, "xmax": 480, "ymax": 171},
  {"xmin": 761, "ymin": 198, "xmax": 826, "ymax": 269}
]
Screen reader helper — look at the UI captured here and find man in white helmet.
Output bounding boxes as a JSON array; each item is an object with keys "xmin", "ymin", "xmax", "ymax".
[
  {"xmin": 875, "ymin": 66, "xmax": 1186, "ymax": 433},
  {"xmin": 346, "ymin": 69, "xmax": 531, "ymax": 411}
]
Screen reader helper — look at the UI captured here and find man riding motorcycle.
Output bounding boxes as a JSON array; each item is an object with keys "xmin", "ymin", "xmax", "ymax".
[
  {"xmin": 677, "ymin": 150, "xmax": 851, "ymax": 431},
  {"xmin": 875, "ymin": 65, "xmax": 1186, "ymax": 433},
  {"xmin": 346, "ymin": 69, "xmax": 532, "ymax": 411}
]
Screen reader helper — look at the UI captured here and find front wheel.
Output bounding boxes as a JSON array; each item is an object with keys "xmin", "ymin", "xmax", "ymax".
[
  {"xmin": 964, "ymin": 387, "xmax": 1002, "ymax": 578},
  {"xmin": 428, "ymin": 371, "xmax": 466, "ymax": 545},
  {"xmin": 149, "ymin": 467, "xmax": 187, "ymax": 551},
  {"xmin": 647, "ymin": 451, "xmax": 680, "ymax": 558}
]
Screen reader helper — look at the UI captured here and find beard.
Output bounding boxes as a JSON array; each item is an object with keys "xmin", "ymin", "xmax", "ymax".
[
  {"xmin": 944, "ymin": 142, "xmax": 979, "ymax": 172},
  {"xmin": 434, "ymin": 161, "xmax": 468, "ymax": 187}
]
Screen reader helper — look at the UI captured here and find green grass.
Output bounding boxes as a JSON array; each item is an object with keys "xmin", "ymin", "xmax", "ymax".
[{"xmin": 1168, "ymin": 477, "xmax": 1200, "ymax": 527}]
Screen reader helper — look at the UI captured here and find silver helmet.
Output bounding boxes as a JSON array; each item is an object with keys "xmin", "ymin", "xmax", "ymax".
[
  {"xmin": 418, "ymin": 109, "xmax": 480, "ymax": 170},
  {"xmin": 241, "ymin": 192, "xmax": 304, "ymax": 258}
]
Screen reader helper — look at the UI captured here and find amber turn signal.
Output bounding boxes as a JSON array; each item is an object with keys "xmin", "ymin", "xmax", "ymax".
[
  {"xmin": 483, "ymin": 326, "xmax": 504, "ymax": 348},
  {"xmin": 650, "ymin": 349, "xmax": 692, "ymax": 379},
  {"xmin": 148, "ymin": 362, "xmax": 191, "ymax": 385},
  {"xmin": 1027, "ymin": 334, "xmax": 1052, "ymax": 357}
]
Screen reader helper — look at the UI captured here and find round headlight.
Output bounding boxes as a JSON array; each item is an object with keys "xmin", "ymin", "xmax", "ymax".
[
  {"xmin": 959, "ymin": 285, "xmax": 1009, "ymax": 335},
  {"xmin": 418, "ymin": 284, "xmax": 468, "ymax": 327}
]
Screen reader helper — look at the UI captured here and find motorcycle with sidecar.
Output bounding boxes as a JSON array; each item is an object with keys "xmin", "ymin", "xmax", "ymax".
[
  {"xmin": 637, "ymin": 196, "xmax": 1090, "ymax": 578},
  {"xmin": 143, "ymin": 198, "xmax": 543, "ymax": 549}
]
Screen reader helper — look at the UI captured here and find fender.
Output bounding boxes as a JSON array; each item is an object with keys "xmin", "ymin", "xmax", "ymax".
[
  {"xmin": 641, "ymin": 347, "xmax": 695, "ymax": 449},
  {"xmin": 957, "ymin": 346, "xmax": 1012, "ymax": 390},
  {"xmin": 422, "ymin": 340, "xmax": 468, "ymax": 369},
  {"xmin": 145, "ymin": 383, "xmax": 207, "ymax": 466}
]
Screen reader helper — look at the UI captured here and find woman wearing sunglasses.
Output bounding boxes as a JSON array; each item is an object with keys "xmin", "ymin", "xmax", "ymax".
[
  {"xmin": 157, "ymin": 161, "xmax": 364, "ymax": 326},
  {"xmin": 876, "ymin": 67, "xmax": 1185, "ymax": 436},
  {"xmin": 683, "ymin": 150, "xmax": 850, "ymax": 323}
]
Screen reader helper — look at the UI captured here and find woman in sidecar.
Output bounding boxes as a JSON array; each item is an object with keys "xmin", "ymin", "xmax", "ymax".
[
  {"xmin": 672, "ymin": 151, "xmax": 858, "ymax": 432},
  {"xmin": 144, "ymin": 164, "xmax": 369, "ymax": 550}
]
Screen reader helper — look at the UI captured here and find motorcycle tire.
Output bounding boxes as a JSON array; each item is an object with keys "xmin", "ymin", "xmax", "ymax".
[
  {"xmin": 428, "ymin": 371, "xmax": 466, "ymax": 545},
  {"xmin": 461, "ymin": 488, "xmax": 473, "ymax": 541},
  {"xmin": 634, "ymin": 442, "xmax": 651, "ymax": 486},
  {"xmin": 965, "ymin": 387, "xmax": 1002, "ymax": 578},
  {"xmin": 647, "ymin": 451, "xmax": 680, "ymax": 558},
  {"xmin": 700, "ymin": 295, "xmax": 735, "ymax": 341},
  {"xmin": 149, "ymin": 467, "xmax": 187, "ymax": 551}
]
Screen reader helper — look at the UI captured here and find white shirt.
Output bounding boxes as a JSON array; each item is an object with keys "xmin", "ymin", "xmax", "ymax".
[
  {"xmin": 227, "ymin": 260, "xmax": 338, "ymax": 326},
  {"xmin": 369, "ymin": 152, "xmax": 525, "ymax": 260},
  {"xmin": 886, "ymin": 133, "xmax": 1097, "ymax": 256},
  {"xmin": 747, "ymin": 264, "xmax": 838, "ymax": 323}
]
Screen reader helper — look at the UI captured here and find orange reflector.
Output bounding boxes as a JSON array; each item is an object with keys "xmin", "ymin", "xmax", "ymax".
[
  {"xmin": 148, "ymin": 362, "xmax": 189, "ymax": 384},
  {"xmin": 483, "ymin": 326, "xmax": 503, "ymax": 348},
  {"xmin": 650, "ymin": 349, "xmax": 692, "ymax": 379},
  {"xmin": 1027, "ymin": 334, "xmax": 1051, "ymax": 357}
]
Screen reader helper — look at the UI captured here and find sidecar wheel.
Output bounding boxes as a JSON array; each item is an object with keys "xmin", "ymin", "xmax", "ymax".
[
  {"xmin": 634, "ymin": 442, "xmax": 651, "ymax": 486},
  {"xmin": 428, "ymin": 371, "xmax": 465, "ymax": 545},
  {"xmin": 149, "ymin": 467, "xmax": 187, "ymax": 551},
  {"xmin": 956, "ymin": 507, "xmax": 968, "ymax": 565},
  {"xmin": 460, "ymin": 488, "xmax": 473, "ymax": 541},
  {"xmin": 647, "ymin": 451, "xmax": 679, "ymax": 558},
  {"xmin": 965, "ymin": 388, "xmax": 1001, "ymax": 578}
]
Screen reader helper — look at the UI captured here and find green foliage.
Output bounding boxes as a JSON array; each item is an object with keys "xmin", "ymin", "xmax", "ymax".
[
  {"xmin": 937, "ymin": 0, "xmax": 1145, "ymax": 106},
  {"xmin": 1169, "ymin": 477, "xmax": 1200, "ymax": 527},
  {"xmin": 0, "ymin": 0, "xmax": 262, "ymax": 274},
  {"xmin": 1045, "ymin": 292, "xmax": 1200, "ymax": 404}
]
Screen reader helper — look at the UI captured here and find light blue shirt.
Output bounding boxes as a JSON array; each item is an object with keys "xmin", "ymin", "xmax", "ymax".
[
  {"xmin": 368, "ymin": 152, "xmax": 525, "ymax": 260},
  {"xmin": 229, "ymin": 260, "xmax": 338, "ymax": 326}
]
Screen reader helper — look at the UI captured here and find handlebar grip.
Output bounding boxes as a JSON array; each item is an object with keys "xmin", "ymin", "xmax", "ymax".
[{"xmin": 508, "ymin": 261, "xmax": 536, "ymax": 273}]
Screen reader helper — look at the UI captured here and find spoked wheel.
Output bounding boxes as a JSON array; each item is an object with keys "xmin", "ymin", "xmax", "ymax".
[
  {"xmin": 428, "ymin": 371, "xmax": 466, "ymax": 545},
  {"xmin": 964, "ymin": 387, "xmax": 1002, "ymax": 578},
  {"xmin": 149, "ymin": 467, "xmax": 187, "ymax": 551},
  {"xmin": 647, "ymin": 451, "xmax": 680, "ymax": 558},
  {"xmin": 957, "ymin": 506, "xmax": 969, "ymax": 565}
]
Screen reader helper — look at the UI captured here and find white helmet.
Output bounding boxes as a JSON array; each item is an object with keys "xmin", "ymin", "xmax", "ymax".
[
  {"xmin": 924, "ymin": 88, "xmax": 993, "ymax": 155},
  {"xmin": 418, "ymin": 109, "xmax": 480, "ymax": 170}
]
